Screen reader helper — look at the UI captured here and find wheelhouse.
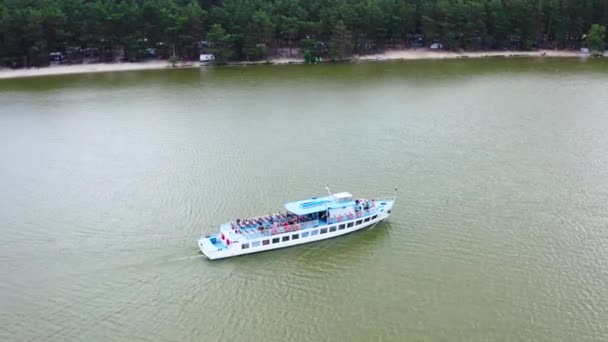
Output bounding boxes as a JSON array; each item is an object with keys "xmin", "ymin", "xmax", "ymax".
[{"xmin": 284, "ymin": 192, "xmax": 376, "ymax": 225}]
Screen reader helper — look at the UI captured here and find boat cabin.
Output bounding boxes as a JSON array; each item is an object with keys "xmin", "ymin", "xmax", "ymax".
[{"xmin": 283, "ymin": 192, "xmax": 375, "ymax": 224}]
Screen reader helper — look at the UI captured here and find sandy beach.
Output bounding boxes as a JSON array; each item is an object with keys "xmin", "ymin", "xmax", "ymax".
[
  {"xmin": 354, "ymin": 48, "xmax": 598, "ymax": 61},
  {"xmin": 0, "ymin": 58, "xmax": 304, "ymax": 80},
  {"xmin": 0, "ymin": 49, "xmax": 600, "ymax": 80},
  {"xmin": 0, "ymin": 60, "xmax": 181, "ymax": 80}
]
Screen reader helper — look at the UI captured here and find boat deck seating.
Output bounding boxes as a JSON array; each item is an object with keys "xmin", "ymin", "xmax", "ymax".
[
  {"xmin": 229, "ymin": 207, "xmax": 378, "ymax": 241},
  {"xmin": 219, "ymin": 198, "xmax": 379, "ymax": 242},
  {"xmin": 211, "ymin": 235, "xmax": 228, "ymax": 250},
  {"xmin": 235, "ymin": 220, "xmax": 320, "ymax": 240},
  {"xmin": 231, "ymin": 211, "xmax": 313, "ymax": 232},
  {"xmin": 328, "ymin": 208, "xmax": 377, "ymax": 224}
]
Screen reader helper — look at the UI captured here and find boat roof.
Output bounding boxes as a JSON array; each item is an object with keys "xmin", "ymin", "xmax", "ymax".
[{"xmin": 284, "ymin": 192, "xmax": 356, "ymax": 215}]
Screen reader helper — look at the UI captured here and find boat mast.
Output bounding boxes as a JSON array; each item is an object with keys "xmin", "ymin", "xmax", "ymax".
[
  {"xmin": 325, "ymin": 184, "xmax": 332, "ymax": 222},
  {"xmin": 394, "ymin": 187, "xmax": 398, "ymax": 201},
  {"xmin": 325, "ymin": 184, "xmax": 332, "ymax": 198}
]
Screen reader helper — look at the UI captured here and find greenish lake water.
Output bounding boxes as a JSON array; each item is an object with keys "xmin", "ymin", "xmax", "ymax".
[{"xmin": 1, "ymin": 58, "xmax": 607, "ymax": 341}]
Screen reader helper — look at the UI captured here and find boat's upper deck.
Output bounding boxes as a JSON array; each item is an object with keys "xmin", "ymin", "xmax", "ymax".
[
  {"xmin": 284, "ymin": 192, "xmax": 356, "ymax": 215},
  {"xmin": 199, "ymin": 189, "xmax": 396, "ymax": 255},
  {"xmin": 219, "ymin": 198, "xmax": 385, "ymax": 241},
  {"xmin": 202, "ymin": 196, "xmax": 395, "ymax": 251}
]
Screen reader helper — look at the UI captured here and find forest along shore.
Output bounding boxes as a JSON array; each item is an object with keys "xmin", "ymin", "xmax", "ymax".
[{"xmin": 0, "ymin": 49, "xmax": 602, "ymax": 80}]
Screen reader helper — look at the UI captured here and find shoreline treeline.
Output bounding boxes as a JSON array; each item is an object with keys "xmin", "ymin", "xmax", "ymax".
[{"xmin": 1, "ymin": 0, "xmax": 607, "ymax": 67}]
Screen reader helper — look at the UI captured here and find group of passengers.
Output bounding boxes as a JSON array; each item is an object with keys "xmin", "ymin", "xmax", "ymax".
[
  {"xmin": 355, "ymin": 199, "xmax": 375, "ymax": 212},
  {"xmin": 232, "ymin": 212, "xmax": 312, "ymax": 233}
]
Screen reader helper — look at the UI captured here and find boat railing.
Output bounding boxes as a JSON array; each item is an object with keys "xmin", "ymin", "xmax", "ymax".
[
  {"xmin": 234, "ymin": 214, "xmax": 313, "ymax": 231},
  {"xmin": 238, "ymin": 206, "xmax": 381, "ymax": 236},
  {"xmin": 240, "ymin": 219, "xmax": 320, "ymax": 239},
  {"xmin": 327, "ymin": 208, "xmax": 377, "ymax": 224}
]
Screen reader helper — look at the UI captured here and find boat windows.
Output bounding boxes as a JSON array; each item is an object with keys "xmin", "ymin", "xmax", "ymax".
[
  {"xmin": 338, "ymin": 224, "xmax": 345, "ymax": 230},
  {"xmin": 292, "ymin": 234, "xmax": 299, "ymax": 240},
  {"xmin": 282, "ymin": 236, "xmax": 290, "ymax": 242},
  {"xmin": 320, "ymin": 228, "xmax": 328, "ymax": 234},
  {"xmin": 347, "ymin": 222, "xmax": 354, "ymax": 228},
  {"xmin": 372, "ymin": 215, "xmax": 378, "ymax": 220},
  {"xmin": 301, "ymin": 232, "xmax": 309, "ymax": 238},
  {"xmin": 272, "ymin": 237, "xmax": 280, "ymax": 244},
  {"xmin": 252, "ymin": 241, "xmax": 260, "ymax": 247},
  {"xmin": 311, "ymin": 230, "xmax": 319, "ymax": 236},
  {"xmin": 242, "ymin": 243, "xmax": 250, "ymax": 249},
  {"xmin": 356, "ymin": 220, "xmax": 362, "ymax": 225},
  {"xmin": 262, "ymin": 240, "xmax": 270, "ymax": 245},
  {"xmin": 364, "ymin": 217, "xmax": 371, "ymax": 222},
  {"xmin": 329, "ymin": 226, "xmax": 337, "ymax": 232},
  {"xmin": 388, "ymin": 210, "xmax": 391, "ymax": 214}
]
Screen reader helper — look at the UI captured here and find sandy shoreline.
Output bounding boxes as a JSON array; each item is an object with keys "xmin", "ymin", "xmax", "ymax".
[
  {"xmin": 0, "ymin": 49, "xmax": 601, "ymax": 80},
  {"xmin": 354, "ymin": 48, "xmax": 598, "ymax": 60}
]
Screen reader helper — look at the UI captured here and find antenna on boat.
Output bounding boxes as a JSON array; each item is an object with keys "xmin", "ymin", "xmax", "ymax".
[
  {"xmin": 325, "ymin": 184, "xmax": 332, "ymax": 198},
  {"xmin": 393, "ymin": 187, "xmax": 398, "ymax": 200}
]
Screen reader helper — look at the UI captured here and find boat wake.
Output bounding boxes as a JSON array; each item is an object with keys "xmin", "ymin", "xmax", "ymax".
[{"xmin": 167, "ymin": 254, "xmax": 206, "ymax": 262}]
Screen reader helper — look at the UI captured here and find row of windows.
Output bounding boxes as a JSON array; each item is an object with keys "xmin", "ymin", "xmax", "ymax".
[{"xmin": 241, "ymin": 214, "xmax": 381, "ymax": 249}]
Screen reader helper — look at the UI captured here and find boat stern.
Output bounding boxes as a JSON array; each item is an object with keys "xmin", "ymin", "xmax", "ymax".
[{"xmin": 197, "ymin": 235, "xmax": 228, "ymax": 260}]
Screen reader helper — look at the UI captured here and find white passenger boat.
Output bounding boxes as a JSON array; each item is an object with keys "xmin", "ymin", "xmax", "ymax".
[{"xmin": 197, "ymin": 187, "xmax": 396, "ymax": 260}]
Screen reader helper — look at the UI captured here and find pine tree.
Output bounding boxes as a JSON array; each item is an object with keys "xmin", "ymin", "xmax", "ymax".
[
  {"xmin": 330, "ymin": 20, "xmax": 353, "ymax": 60},
  {"xmin": 207, "ymin": 24, "xmax": 233, "ymax": 63},
  {"xmin": 587, "ymin": 24, "xmax": 607, "ymax": 55}
]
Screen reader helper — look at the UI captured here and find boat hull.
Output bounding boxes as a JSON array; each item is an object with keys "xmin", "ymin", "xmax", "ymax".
[{"xmin": 198, "ymin": 207, "xmax": 391, "ymax": 260}]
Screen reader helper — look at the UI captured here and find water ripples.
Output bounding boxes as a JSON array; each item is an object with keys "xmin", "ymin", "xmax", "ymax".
[{"xmin": 2, "ymin": 60, "xmax": 608, "ymax": 341}]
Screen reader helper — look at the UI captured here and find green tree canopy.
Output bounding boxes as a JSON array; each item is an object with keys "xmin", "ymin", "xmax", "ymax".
[
  {"xmin": 587, "ymin": 24, "xmax": 607, "ymax": 54},
  {"xmin": 330, "ymin": 20, "xmax": 353, "ymax": 60},
  {"xmin": 1, "ymin": 0, "xmax": 607, "ymax": 67},
  {"xmin": 207, "ymin": 23, "xmax": 233, "ymax": 63}
]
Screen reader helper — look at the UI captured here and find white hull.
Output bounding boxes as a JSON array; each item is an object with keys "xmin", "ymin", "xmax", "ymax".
[{"xmin": 198, "ymin": 209, "xmax": 391, "ymax": 260}]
